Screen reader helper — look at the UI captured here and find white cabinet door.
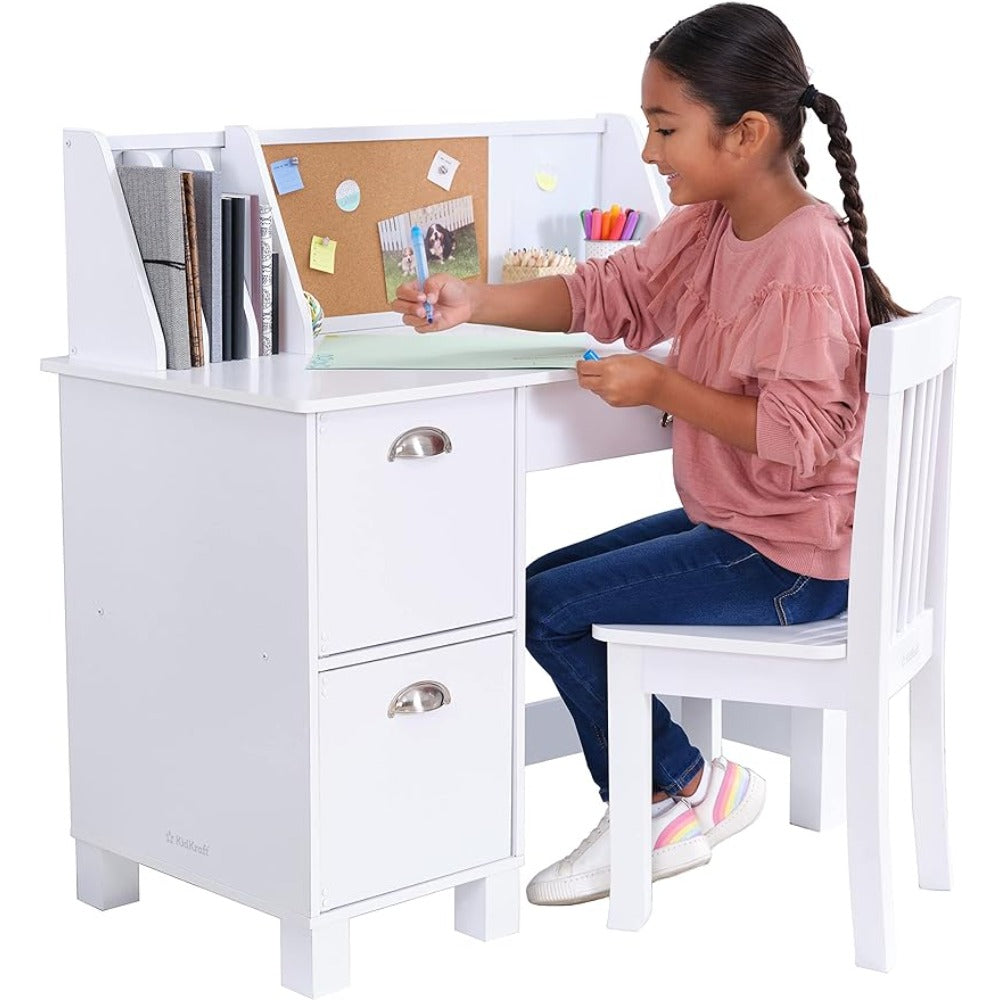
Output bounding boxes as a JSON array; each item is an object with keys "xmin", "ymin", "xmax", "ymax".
[
  {"xmin": 316, "ymin": 390, "xmax": 515, "ymax": 654},
  {"xmin": 318, "ymin": 633, "xmax": 514, "ymax": 908}
]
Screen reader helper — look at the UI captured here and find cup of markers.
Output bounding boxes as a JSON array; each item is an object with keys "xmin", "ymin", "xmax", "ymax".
[{"xmin": 581, "ymin": 204, "xmax": 641, "ymax": 260}]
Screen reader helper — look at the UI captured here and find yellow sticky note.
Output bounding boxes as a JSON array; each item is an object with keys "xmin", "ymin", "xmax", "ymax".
[
  {"xmin": 535, "ymin": 169, "xmax": 558, "ymax": 192},
  {"xmin": 310, "ymin": 236, "xmax": 337, "ymax": 274}
]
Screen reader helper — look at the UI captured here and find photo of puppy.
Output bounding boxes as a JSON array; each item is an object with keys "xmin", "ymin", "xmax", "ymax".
[
  {"xmin": 379, "ymin": 195, "xmax": 479, "ymax": 303},
  {"xmin": 425, "ymin": 223, "xmax": 455, "ymax": 262}
]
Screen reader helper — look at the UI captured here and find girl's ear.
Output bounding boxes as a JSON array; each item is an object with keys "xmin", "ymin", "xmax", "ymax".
[{"xmin": 725, "ymin": 111, "xmax": 771, "ymax": 159}]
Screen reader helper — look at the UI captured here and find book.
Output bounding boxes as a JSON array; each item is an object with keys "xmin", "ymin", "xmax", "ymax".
[
  {"xmin": 117, "ymin": 165, "xmax": 191, "ymax": 370},
  {"xmin": 260, "ymin": 206, "xmax": 273, "ymax": 355},
  {"xmin": 180, "ymin": 171, "xmax": 204, "ymax": 367},
  {"xmin": 222, "ymin": 196, "xmax": 233, "ymax": 362},
  {"xmin": 230, "ymin": 194, "xmax": 247, "ymax": 359},
  {"xmin": 190, "ymin": 169, "xmax": 222, "ymax": 362},
  {"xmin": 271, "ymin": 251, "xmax": 279, "ymax": 354},
  {"xmin": 250, "ymin": 193, "xmax": 262, "ymax": 337}
]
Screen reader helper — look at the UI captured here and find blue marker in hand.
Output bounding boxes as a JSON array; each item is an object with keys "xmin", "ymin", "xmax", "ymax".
[
  {"xmin": 411, "ymin": 225, "xmax": 435, "ymax": 324},
  {"xmin": 582, "ymin": 349, "xmax": 601, "ymax": 360}
]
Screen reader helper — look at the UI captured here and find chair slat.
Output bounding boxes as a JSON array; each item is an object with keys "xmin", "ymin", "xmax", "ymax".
[
  {"xmin": 902, "ymin": 381, "xmax": 928, "ymax": 626},
  {"xmin": 893, "ymin": 387, "xmax": 916, "ymax": 631},
  {"xmin": 920, "ymin": 374, "xmax": 944, "ymax": 610}
]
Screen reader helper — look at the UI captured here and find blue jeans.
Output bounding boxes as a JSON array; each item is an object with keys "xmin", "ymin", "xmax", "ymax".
[{"xmin": 525, "ymin": 507, "xmax": 848, "ymax": 803}]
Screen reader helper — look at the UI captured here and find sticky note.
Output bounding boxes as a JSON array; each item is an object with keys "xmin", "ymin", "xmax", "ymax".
[
  {"xmin": 271, "ymin": 157, "xmax": 305, "ymax": 195},
  {"xmin": 310, "ymin": 236, "xmax": 337, "ymax": 274},
  {"xmin": 535, "ymin": 168, "xmax": 558, "ymax": 192},
  {"xmin": 335, "ymin": 178, "xmax": 361, "ymax": 212},
  {"xmin": 428, "ymin": 150, "xmax": 461, "ymax": 191}
]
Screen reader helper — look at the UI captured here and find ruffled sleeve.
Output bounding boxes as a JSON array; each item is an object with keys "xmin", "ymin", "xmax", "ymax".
[
  {"xmin": 732, "ymin": 281, "xmax": 865, "ymax": 478},
  {"xmin": 559, "ymin": 202, "xmax": 711, "ymax": 350}
]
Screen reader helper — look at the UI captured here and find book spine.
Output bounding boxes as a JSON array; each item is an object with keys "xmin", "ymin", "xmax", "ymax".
[
  {"xmin": 271, "ymin": 252, "xmax": 279, "ymax": 354},
  {"xmin": 260, "ymin": 206, "xmax": 273, "ymax": 356},
  {"xmin": 221, "ymin": 196, "xmax": 233, "ymax": 362},
  {"xmin": 250, "ymin": 193, "xmax": 262, "ymax": 337},
  {"xmin": 230, "ymin": 196, "xmax": 247, "ymax": 359},
  {"xmin": 181, "ymin": 172, "xmax": 204, "ymax": 367}
]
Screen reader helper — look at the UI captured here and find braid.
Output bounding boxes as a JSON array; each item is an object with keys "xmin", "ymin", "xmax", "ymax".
[
  {"xmin": 793, "ymin": 141, "xmax": 809, "ymax": 189},
  {"xmin": 808, "ymin": 90, "xmax": 913, "ymax": 325}
]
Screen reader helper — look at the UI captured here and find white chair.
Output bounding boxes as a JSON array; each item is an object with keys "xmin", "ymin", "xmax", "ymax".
[{"xmin": 594, "ymin": 297, "xmax": 960, "ymax": 971}]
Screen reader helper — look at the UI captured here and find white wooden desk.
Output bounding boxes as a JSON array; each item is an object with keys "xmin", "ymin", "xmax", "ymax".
[{"xmin": 43, "ymin": 346, "xmax": 845, "ymax": 996}]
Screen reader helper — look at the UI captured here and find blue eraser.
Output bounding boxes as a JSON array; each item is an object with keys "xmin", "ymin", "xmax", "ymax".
[{"xmin": 582, "ymin": 349, "xmax": 601, "ymax": 361}]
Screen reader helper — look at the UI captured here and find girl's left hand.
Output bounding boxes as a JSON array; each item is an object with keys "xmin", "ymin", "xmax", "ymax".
[{"xmin": 576, "ymin": 354, "xmax": 662, "ymax": 408}]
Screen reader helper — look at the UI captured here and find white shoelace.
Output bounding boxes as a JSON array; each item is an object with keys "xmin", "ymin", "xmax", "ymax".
[{"xmin": 561, "ymin": 809, "xmax": 611, "ymax": 871}]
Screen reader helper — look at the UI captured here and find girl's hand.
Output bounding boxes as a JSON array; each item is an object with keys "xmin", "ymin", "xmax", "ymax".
[
  {"xmin": 391, "ymin": 274, "xmax": 474, "ymax": 333},
  {"xmin": 576, "ymin": 354, "xmax": 662, "ymax": 408}
]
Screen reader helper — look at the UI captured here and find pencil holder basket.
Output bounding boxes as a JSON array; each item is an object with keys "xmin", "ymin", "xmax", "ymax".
[
  {"xmin": 583, "ymin": 240, "xmax": 641, "ymax": 261},
  {"xmin": 501, "ymin": 261, "xmax": 578, "ymax": 283}
]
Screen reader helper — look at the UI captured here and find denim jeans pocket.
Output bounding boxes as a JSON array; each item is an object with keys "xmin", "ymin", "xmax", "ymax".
[
  {"xmin": 774, "ymin": 574, "xmax": 811, "ymax": 626},
  {"xmin": 774, "ymin": 575, "xmax": 849, "ymax": 626}
]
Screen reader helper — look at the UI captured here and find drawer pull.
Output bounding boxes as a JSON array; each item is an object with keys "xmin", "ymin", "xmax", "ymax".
[
  {"xmin": 388, "ymin": 680, "xmax": 452, "ymax": 717},
  {"xmin": 387, "ymin": 426, "xmax": 453, "ymax": 462}
]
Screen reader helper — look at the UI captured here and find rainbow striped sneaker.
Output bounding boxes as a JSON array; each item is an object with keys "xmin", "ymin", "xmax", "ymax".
[
  {"xmin": 679, "ymin": 756, "xmax": 766, "ymax": 849},
  {"xmin": 525, "ymin": 799, "xmax": 711, "ymax": 906}
]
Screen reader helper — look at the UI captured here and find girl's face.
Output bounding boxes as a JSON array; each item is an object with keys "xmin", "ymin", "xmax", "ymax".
[{"xmin": 640, "ymin": 58, "xmax": 738, "ymax": 206}]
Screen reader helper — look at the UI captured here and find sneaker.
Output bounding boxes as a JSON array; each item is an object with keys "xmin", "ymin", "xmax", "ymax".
[
  {"xmin": 525, "ymin": 798, "xmax": 711, "ymax": 906},
  {"xmin": 678, "ymin": 756, "xmax": 766, "ymax": 849}
]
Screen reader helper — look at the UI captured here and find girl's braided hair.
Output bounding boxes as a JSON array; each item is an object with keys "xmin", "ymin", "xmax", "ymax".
[{"xmin": 650, "ymin": 3, "xmax": 912, "ymax": 326}]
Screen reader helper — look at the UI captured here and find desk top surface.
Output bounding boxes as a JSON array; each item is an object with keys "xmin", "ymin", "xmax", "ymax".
[{"xmin": 42, "ymin": 328, "xmax": 671, "ymax": 413}]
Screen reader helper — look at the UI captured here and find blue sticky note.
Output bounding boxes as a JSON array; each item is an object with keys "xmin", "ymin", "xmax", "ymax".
[{"xmin": 270, "ymin": 157, "xmax": 304, "ymax": 195}]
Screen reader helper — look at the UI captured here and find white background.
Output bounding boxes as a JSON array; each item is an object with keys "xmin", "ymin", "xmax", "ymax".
[{"xmin": 2, "ymin": 1, "xmax": 995, "ymax": 997}]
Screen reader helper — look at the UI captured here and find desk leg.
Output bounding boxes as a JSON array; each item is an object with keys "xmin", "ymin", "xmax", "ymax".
[
  {"xmin": 454, "ymin": 869, "xmax": 519, "ymax": 940},
  {"xmin": 790, "ymin": 707, "xmax": 846, "ymax": 831},
  {"xmin": 75, "ymin": 840, "xmax": 139, "ymax": 910},
  {"xmin": 280, "ymin": 916, "xmax": 350, "ymax": 997}
]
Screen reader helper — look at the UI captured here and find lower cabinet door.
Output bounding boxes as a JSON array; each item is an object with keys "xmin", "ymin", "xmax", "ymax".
[{"xmin": 318, "ymin": 633, "xmax": 514, "ymax": 908}]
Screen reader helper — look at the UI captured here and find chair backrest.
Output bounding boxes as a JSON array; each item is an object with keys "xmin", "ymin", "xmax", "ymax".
[{"xmin": 846, "ymin": 297, "xmax": 960, "ymax": 681}]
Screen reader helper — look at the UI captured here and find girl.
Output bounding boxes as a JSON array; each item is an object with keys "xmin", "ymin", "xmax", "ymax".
[{"xmin": 392, "ymin": 2, "xmax": 911, "ymax": 907}]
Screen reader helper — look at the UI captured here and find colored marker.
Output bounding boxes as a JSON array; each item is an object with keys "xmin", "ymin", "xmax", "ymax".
[
  {"xmin": 590, "ymin": 209, "xmax": 603, "ymax": 240},
  {"xmin": 621, "ymin": 210, "xmax": 640, "ymax": 240},
  {"xmin": 411, "ymin": 224, "xmax": 434, "ymax": 323},
  {"xmin": 582, "ymin": 349, "xmax": 601, "ymax": 360}
]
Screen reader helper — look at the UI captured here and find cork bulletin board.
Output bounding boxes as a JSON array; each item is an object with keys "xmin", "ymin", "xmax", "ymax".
[{"xmin": 262, "ymin": 137, "xmax": 489, "ymax": 319}]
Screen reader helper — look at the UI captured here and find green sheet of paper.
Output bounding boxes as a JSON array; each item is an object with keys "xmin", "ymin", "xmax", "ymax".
[{"xmin": 307, "ymin": 331, "xmax": 595, "ymax": 370}]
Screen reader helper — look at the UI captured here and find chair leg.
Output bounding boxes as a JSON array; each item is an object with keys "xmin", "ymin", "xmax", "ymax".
[
  {"xmin": 909, "ymin": 652, "xmax": 951, "ymax": 890},
  {"xmin": 606, "ymin": 644, "xmax": 652, "ymax": 931},
  {"xmin": 845, "ymin": 704, "xmax": 895, "ymax": 971},
  {"xmin": 790, "ymin": 708, "xmax": 846, "ymax": 831},
  {"xmin": 679, "ymin": 697, "xmax": 721, "ymax": 765}
]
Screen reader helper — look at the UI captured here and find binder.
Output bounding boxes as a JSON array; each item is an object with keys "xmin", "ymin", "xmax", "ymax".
[{"xmin": 117, "ymin": 165, "xmax": 192, "ymax": 370}]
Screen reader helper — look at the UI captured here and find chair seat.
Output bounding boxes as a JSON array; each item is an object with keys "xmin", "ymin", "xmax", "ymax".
[{"xmin": 592, "ymin": 613, "xmax": 848, "ymax": 660}]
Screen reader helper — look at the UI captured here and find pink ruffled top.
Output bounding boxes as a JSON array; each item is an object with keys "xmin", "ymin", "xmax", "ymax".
[{"xmin": 560, "ymin": 200, "xmax": 870, "ymax": 579}]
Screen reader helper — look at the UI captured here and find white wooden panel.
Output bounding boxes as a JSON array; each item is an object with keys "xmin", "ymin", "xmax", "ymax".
[
  {"xmin": 865, "ymin": 297, "xmax": 960, "ymax": 395},
  {"xmin": 60, "ymin": 377, "xmax": 314, "ymax": 916},
  {"xmin": 63, "ymin": 130, "xmax": 165, "ymax": 370},
  {"xmin": 256, "ymin": 118, "xmax": 605, "ymax": 145},
  {"xmin": 488, "ymin": 132, "xmax": 602, "ymax": 279},
  {"xmin": 222, "ymin": 125, "xmax": 313, "ymax": 356},
  {"xmin": 524, "ymin": 380, "xmax": 670, "ymax": 471},
  {"xmin": 318, "ymin": 634, "xmax": 513, "ymax": 907},
  {"xmin": 317, "ymin": 390, "xmax": 515, "ymax": 653}
]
